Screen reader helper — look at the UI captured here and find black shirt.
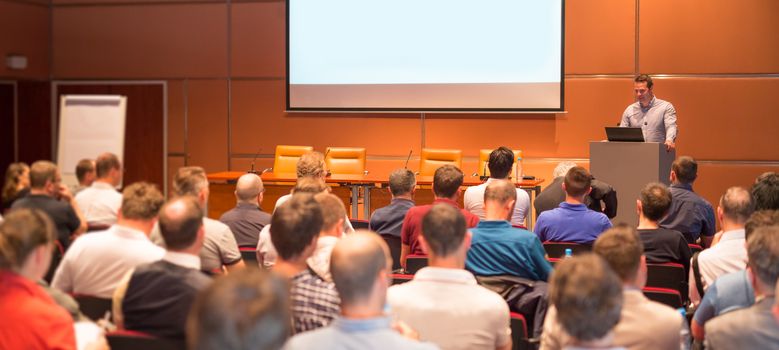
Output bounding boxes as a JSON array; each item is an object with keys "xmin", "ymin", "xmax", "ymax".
[
  {"xmin": 11, "ymin": 194, "xmax": 80, "ymax": 249},
  {"xmin": 219, "ymin": 203, "xmax": 271, "ymax": 247},
  {"xmin": 1, "ymin": 187, "xmax": 30, "ymax": 213},
  {"xmin": 638, "ymin": 227, "xmax": 692, "ymax": 276},
  {"xmin": 534, "ymin": 177, "xmax": 618, "ymax": 219}
]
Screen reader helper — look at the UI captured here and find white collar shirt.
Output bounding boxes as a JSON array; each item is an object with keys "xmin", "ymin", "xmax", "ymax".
[{"xmin": 74, "ymin": 181, "xmax": 122, "ymax": 226}]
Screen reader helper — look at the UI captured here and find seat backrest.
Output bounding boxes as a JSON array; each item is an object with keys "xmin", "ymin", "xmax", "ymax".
[
  {"xmin": 73, "ymin": 294, "xmax": 113, "ymax": 321},
  {"xmin": 239, "ymin": 245, "xmax": 258, "ymax": 266},
  {"xmin": 273, "ymin": 145, "xmax": 313, "ymax": 174},
  {"xmin": 542, "ymin": 242, "xmax": 592, "ymax": 258},
  {"xmin": 419, "ymin": 148, "xmax": 462, "ymax": 176},
  {"xmin": 405, "ymin": 255, "xmax": 429, "ymax": 274},
  {"xmin": 642, "ymin": 287, "xmax": 683, "ymax": 309},
  {"xmin": 106, "ymin": 330, "xmax": 186, "ymax": 350},
  {"xmin": 510, "ymin": 312, "xmax": 529, "ymax": 350},
  {"xmin": 381, "ymin": 234, "xmax": 402, "ymax": 271},
  {"xmin": 350, "ymin": 219, "xmax": 370, "ymax": 230},
  {"xmin": 688, "ymin": 244, "xmax": 703, "ymax": 255},
  {"xmin": 478, "ymin": 149, "xmax": 522, "ymax": 178},
  {"xmin": 325, "ymin": 147, "xmax": 366, "ymax": 175},
  {"xmin": 390, "ymin": 273, "xmax": 414, "ymax": 285},
  {"xmin": 645, "ymin": 262, "xmax": 687, "ymax": 302}
]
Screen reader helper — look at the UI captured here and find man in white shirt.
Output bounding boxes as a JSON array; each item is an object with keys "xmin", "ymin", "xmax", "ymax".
[
  {"xmin": 690, "ymin": 187, "xmax": 754, "ymax": 305},
  {"xmin": 52, "ymin": 182, "xmax": 166, "ymax": 298},
  {"xmin": 307, "ymin": 192, "xmax": 346, "ymax": 282},
  {"xmin": 464, "ymin": 147, "xmax": 530, "ymax": 227},
  {"xmin": 75, "ymin": 153, "xmax": 123, "ymax": 226},
  {"xmin": 388, "ymin": 203, "xmax": 512, "ymax": 350}
]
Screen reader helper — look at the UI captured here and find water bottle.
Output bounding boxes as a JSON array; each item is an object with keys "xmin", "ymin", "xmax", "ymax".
[
  {"xmin": 515, "ymin": 150, "xmax": 523, "ymax": 182},
  {"xmin": 564, "ymin": 248, "xmax": 573, "ymax": 258}
]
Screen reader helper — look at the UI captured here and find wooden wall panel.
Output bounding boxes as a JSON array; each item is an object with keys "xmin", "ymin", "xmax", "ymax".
[
  {"xmin": 167, "ymin": 155, "xmax": 185, "ymax": 197},
  {"xmin": 0, "ymin": 84, "xmax": 14, "ymax": 174},
  {"xmin": 16, "ymin": 81, "xmax": 51, "ymax": 164},
  {"xmin": 0, "ymin": 1, "xmax": 49, "ymax": 79},
  {"xmin": 231, "ymin": 2, "xmax": 285, "ymax": 78},
  {"xmin": 565, "ymin": 0, "xmax": 634, "ymax": 74},
  {"xmin": 640, "ymin": 0, "xmax": 779, "ymax": 74},
  {"xmin": 695, "ymin": 163, "xmax": 779, "ymax": 221},
  {"xmin": 167, "ymin": 80, "xmax": 185, "ymax": 154},
  {"xmin": 186, "ymin": 80, "xmax": 228, "ymax": 173},
  {"xmin": 52, "ymin": 4, "xmax": 228, "ymax": 78},
  {"xmin": 656, "ymin": 77, "xmax": 779, "ymax": 161}
]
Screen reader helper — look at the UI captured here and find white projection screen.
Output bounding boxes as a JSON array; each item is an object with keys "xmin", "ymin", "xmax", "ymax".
[{"xmin": 287, "ymin": 0, "xmax": 564, "ymax": 112}]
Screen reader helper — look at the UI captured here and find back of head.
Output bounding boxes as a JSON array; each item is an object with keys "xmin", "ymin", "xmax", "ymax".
[
  {"xmin": 388, "ymin": 168, "xmax": 416, "ymax": 196},
  {"xmin": 719, "ymin": 186, "xmax": 754, "ymax": 224},
  {"xmin": 174, "ymin": 166, "xmax": 208, "ymax": 197},
  {"xmin": 120, "ymin": 182, "xmax": 165, "ymax": 221},
  {"xmin": 487, "ymin": 147, "xmax": 515, "ymax": 179},
  {"xmin": 553, "ymin": 161, "xmax": 577, "ymax": 179},
  {"xmin": 187, "ymin": 268, "xmax": 290, "ymax": 350},
  {"xmin": 314, "ymin": 192, "xmax": 346, "ymax": 232},
  {"xmin": 270, "ymin": 193, "xmax": 323, "ymax": 261},
  {"xmin": 330, "ymin": 231, "xmax": 390, "ymax": 306},
  {"xmin": 0, "ymin": 209, "xmax": 55, "ymax": 271},
  {"xmin": 484, "ymin": 179, "xmax": 517, "ymax": 205},
  {"xmin": 433, "ymin": 165, "xmax": 464, "ymax": 199},
  {"xmin": 640, "ymin": 182, "xmax": 672, "ymax": 222},
  {"xmin": 549, "ymin": 254, "xmax": 623, "ymax": 342},
  {"xmin": 752, "ymin": 172, "xmax": 779, "ymax": 210},
  {"xmin": 3, "ymin": 162, "xmax": 28, "ymax": 200},
  {"xmin": 745, "ymin": 210, "xmax": 779, "ymax": 240},
  {"xmin": 95, "ymin": 152, "xmax": 121, "ymax": 178},
  {"xmin": 564, "ymin": 166, "xmax": 592, "ymax": 198},
  {"xmin": 296, "ymin": 152, "xmax": 326, "ymax": 179},
  {"xmin": 75, "ymin": 159, "xmax": 95, "ymax": 183},
  {"xmin": 421, "ymin": 203, "xmax": 466, "ymax": 258},
  {"xmin": 746, "ymin": 225, "xmax": 779, "ymax": 290},
  {"xmin": 292, "ymin": 177, "xmax": 328, "ymax": 194},
  {"xmin": 159, "ymin": 196, "xmax": 204, "ymax": 250},
  {"xmin": 593, "ymin": 225, "xmax": 643, "ymax": 282},
  {"xmin": 672, "ymin": 156, "xmax": 697, "ymax": 184},
  {"xmin": 29, "ymin": 160, "xmax": 58, "ymax": 190},
  {"xmin": 235, "ymin": 174, "xmax": 263, "ymax": 202}
]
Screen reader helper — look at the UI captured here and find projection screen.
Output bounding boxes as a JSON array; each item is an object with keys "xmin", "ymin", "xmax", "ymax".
[{"xmin": 287, "ymin": 0, "xmax": 564, "ymax": 112}]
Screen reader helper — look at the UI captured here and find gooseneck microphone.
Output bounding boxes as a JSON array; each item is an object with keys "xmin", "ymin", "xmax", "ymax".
[
  {"xmin": 248, "ymin": 148, "xmax": 262, "ymax": 174},
  {"xmin": 404, "ymin": 149, "xmax": 413, "ymax": 169}
]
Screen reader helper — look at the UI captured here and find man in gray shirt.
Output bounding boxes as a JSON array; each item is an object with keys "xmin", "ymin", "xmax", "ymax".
[{"xmin": 620, "ymin": 74, "xmax": 678, "ymax": 151}]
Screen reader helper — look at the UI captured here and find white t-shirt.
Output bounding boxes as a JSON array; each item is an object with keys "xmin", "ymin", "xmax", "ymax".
[
  {"xmin": 74, "ymin": 181, "xmax": 122, "ymax": 226},
  {"xmin": 464, "ymin": 178, "xmax": 531, "ymax": 227}
]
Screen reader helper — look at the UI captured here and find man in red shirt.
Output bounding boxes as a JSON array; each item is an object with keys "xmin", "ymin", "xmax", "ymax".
[{"xmin": 400, "ymin": 165, "xmax": 479, "ymax": 269}]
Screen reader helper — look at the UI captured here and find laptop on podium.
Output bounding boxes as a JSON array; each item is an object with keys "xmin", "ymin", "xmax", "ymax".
[{"xmin": 605, "ymin": 127, "xmax": 644, "ymax": 142}]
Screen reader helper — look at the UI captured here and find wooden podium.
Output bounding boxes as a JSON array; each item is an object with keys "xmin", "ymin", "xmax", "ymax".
[{"xmin": 590, "ymin": 142, "xmax": 675, "ymax": 226}]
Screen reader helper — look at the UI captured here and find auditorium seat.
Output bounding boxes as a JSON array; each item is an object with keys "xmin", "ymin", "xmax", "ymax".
[
  {"xmin": 390, "ymin": 273, "xmax": 414, "ymax": 285},
  {"xmin": 405, "ymin": 255, "xmax": 428, "ymax": 274},
  {"xmin": 478, "ymin": 149, "xmax": 522, "ymax": 179},
  {"xmin": 73, "ymin": 294, "xmax": 112, "ymax": 321},
  {"xmin": 325, "ymin": 147, "xmax": 367, "ymax": 175},
  {"xmin": 688, "ymin": 243, "xmax": 703, "ymax": 255},
  {"xmin": 272, "ymin": 145, "xmax": 314, "ymax": 174},
  {"xmin": 645, "ymin": 262, "xmax": 687, "ymax": 303},
  {"xmin": 106, "ymin": 330, "xmax": 186, "ymax": 350},
  {"xmin": 239, "ymin": 245, "xmax": 258, "ymax": 266},
  {"xmin": 87, "ymin": 223, "xmax": 111, "ymax": 232},
  {"xmin": 510, "ymin": 312, "xmax": 530, "ymax": 350},
  {"xmin": 542, "ymin": 242, "xmax": 591, "ymax": 258},
  {"xmin": 642, "ymin": 287, "xmax": 684, "ymax": 309},
  {"xmin": 419, "ymin": 149, "xmax": 462, "ymax": 176},
  {"xmin": 350, "ymin": 219, "xmax": 370, "ymax": 230},
  {"xmin": 380, "ymin": 234, "xmax": 402, "ymax": 271}
]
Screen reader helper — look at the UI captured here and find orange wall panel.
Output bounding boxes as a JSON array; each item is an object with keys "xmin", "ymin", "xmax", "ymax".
[
  {"xmin": 167, "ymin": 80, "xmax": 185, "ymax": 154},
  {"xmin": 640, "ymin": 0, "xmax": 779, "ymax": 74},
  {"xmin": 695, "ymin": 163, "xmax": 779, "ymax": 218},
  {"xmin": 52, "ymin": 4, "xmax": 228, "ymax": 78},
  {"xmin": 231, "ymin": 2, "xmax": 285, "ymax": 78},
  {"xmin": 187, "ymin": 80, "xmax": 229, "ymax": 173},
  {"xmin": 0, "ymin": 1, "xmax": 49, "ymax": 79},
  {"xmin": 167, "ymin": 155, "xmax": 185, "ymax": 197},
  {"xmin": 565, "ymin": 0, "xmax": 634, "ymax": 75}
]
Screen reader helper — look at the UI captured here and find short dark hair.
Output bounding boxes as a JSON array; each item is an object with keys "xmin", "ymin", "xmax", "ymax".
[
  {"xmin": 270, "ymin": 194, "xmax": 323, "ymax": 261},
  {"xmin": 432, "ymin": 165, "xmax": 463, "ymax": 199},
  {"xmin": 187, "ymin": 268, "xmax": 290, "ymax": 350},
  {"xmin": 672, "ymin": 156, "xmax": 697, "ymax": 184},
  {"xmin": 75, "ymin": 159, "xmax": 95, "ymax": 183},
  {"xmin": 593, "ymin": 225, "xmax": 643, "ymax": 282},
  {"xmin": 635, "ymin": 74, "xmax": 653, "ymax": 89},
  {"xmin": 549, "ymin": 254, "xmax": 623, "ymax": 342},
  {"xmin": 95, "ymin": 152, "xmax": 121, "ymax": 178},
  {"xmin": 159, "ymin": 196, "xmax": 204, "ymax": 250},
  {"xmin": 388, "ymin": 169, "xmax": 416, "ymax": 196},
  {"xmin": 564, "ymin": 166, "xmax": 592, "ymax": 197},
  {"xmin": 719, "ymin": 187, "xmax": 754, "ymax": 223},
  {"xmin": 29, "ymin": 161, "xmax": 57, "ymax": 189},
  {"xmin": 746, "ymin": 225, "xmax": 779, "ymax": 289},
  {"xmin": 120, "ymin": 182, "xmax": 165, "ymax": 221},
  {"xmin": 745, "ymin": 210, "xmax": 779, "ymax": 240},
  {"xmin": 421, "ymin": 204, "xmax": 466, "ymax": 257},
  {"xmin": 330, "ymin": 232, "xmax": 388, "ymax": 305},
  {"xmin": 488, "ymin": 147, "xmax": 515, "ymax": 179},
  {"xmin": 752, "ymin": 172, "xmax": 779, "ymax": 211},
  {"xmin": 640, "ymin": 182, "xmax": 672, "ymax": 222}
]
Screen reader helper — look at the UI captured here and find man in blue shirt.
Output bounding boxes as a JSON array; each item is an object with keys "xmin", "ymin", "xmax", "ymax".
[
  {"xmin": 466, "ymin": 179, "xmax": 552, "ymax": 281},
  {"xmin": 369, "ymin": 168, "xmax": 416, "ymax": 238},
  {"xmin": 535, "ymin": 167, "xmax": 612, "ymax": 245},
  {"xmin": 658, "ymin": 156, "xmax": 716, "ymax": 247}
]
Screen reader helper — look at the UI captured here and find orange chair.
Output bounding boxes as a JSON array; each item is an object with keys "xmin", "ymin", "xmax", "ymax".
[
  {"xmin": 477, "ymin": 149, "xmax": 522, "ymax": 178},
  {"xmin": 272, "ymin": 145, "xmax": 313, "ymax": 174},
  {"xmin": 418, "ymin": 148, "xmax": 462, "ymax": 176},
  {"xmin": 325, "ymin": 147, "xmax": 367, "ymax": 175}
]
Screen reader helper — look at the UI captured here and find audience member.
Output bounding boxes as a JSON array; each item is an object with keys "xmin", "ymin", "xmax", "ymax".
[
  {"xmin": 635, "ymin": 182, "xmax": 691, "ymax": 274},
  {"xmin": 370, "ymin": 168, "xmax": 416, "ymax": 238},
  {"xmin": 401, "ymin": 165, "xmax": 479, "ymax": 268},
  {"xmin": 75, "ymin": 152, "xmax": 123, "ymax": 226},
  {"xmin": 270, "ymin": 193, "xmax": 340, "ymax": 333},
  {"xmin": 1, "ymin": 162, "xmax": 30, "ymax": 212},
  {"xmin": 464, "ymin": 147, "xmax": 531, "ymax": 226},
  {"xmin": 11, "ymin": 160, "xmax": 86, "ymax": 249},
  {"xmin": 535, "ymin": 166, "xmax": 612, "ymax": 245},
  {"xmin": 72, "ymin": 158, "xmax": 96, "ymax": 195},
  {"xmin": 307, "ymin": 192, "xmax": 346, "ymax": 282},
  {"xmin": 705, "ymin": 225, "xmax": 779, "ymax": 348},
  {"xmin": 52, "ymin": 182, "xmax": 164, "ymax": 298},
  {"xmin": 0, "ymin": 209, "xmax": 77, "ymax": 350},
  {"xmin": 187, "ymin": 268, "xmax": 290, "ymax": 350},
  {"xmin": 286, "ymin": 231, "xmax": 438, "ymax": 350},
  {"xmin": 219, "ymin": 173, "xmax": 271, "ymax": 247},
  {"xmin": 691, "ymin": 210, "xmax": 779, "ymax": 341},
  {"xmin": 658, "ymin": 156, "xmax": 716, "ymax": 246},
  {"xmin": 152, "ymin": 166, "xmax": 244, "ymax": 273},
  {"xmin": 389, "ymin": 203, "xmax": 512, "ymax": 350},
  {"xmin": 466, "ymin": 180, "xmax": 552, "ymax": 281},
  {"xmin": 113, "ymin": 196, "xmax": 212, "ymax": 340},
  {"xmin": 534, "ymin": 161, "xmax": 618, "ymax": 219},
  {"xmin": 545, "ymin": 254, "xmax": 624, "ymax": 350},
  {"xmin": 689, "ymin": 186, "xmax": 754, "ymax": 305},
  {"xmin": 752, "ymin": 172, "xmax": 779, "ymax": 210}
]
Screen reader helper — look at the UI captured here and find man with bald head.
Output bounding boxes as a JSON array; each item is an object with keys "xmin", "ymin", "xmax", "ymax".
[
  {"xmin": 114, "ymin": 196, "xmax": 212, "ymax": 340},
  {"xmin": 466, "ymin": 180, "xmax": 551, "ymax": 281},
  {"xmin": 219, "ymin": 173, "xmax": 271, "ymax": 247},
  {"xmin": 286, "ymin": 231, "xmax": 437, "ymax": 350}
]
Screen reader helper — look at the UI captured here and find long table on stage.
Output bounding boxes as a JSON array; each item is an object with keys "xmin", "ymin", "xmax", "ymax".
[{"xmin": 207, "ymin": 172, "xmax": 544, "ymax": 229}]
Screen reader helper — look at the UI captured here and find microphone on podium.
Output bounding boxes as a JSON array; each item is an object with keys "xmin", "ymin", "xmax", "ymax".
[
  {"xmin": 403, "ymin": 149, "xmax": 413, "ymax": 169},
  {"xmin": 248, "ymin": 148, "xmax": 262, "ymax": 174}
]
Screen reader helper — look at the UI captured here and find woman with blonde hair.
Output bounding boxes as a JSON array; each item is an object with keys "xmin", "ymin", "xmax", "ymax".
[{"xmin": 2, "ymin": 162, "xmax": 30, "ymax": 212}]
